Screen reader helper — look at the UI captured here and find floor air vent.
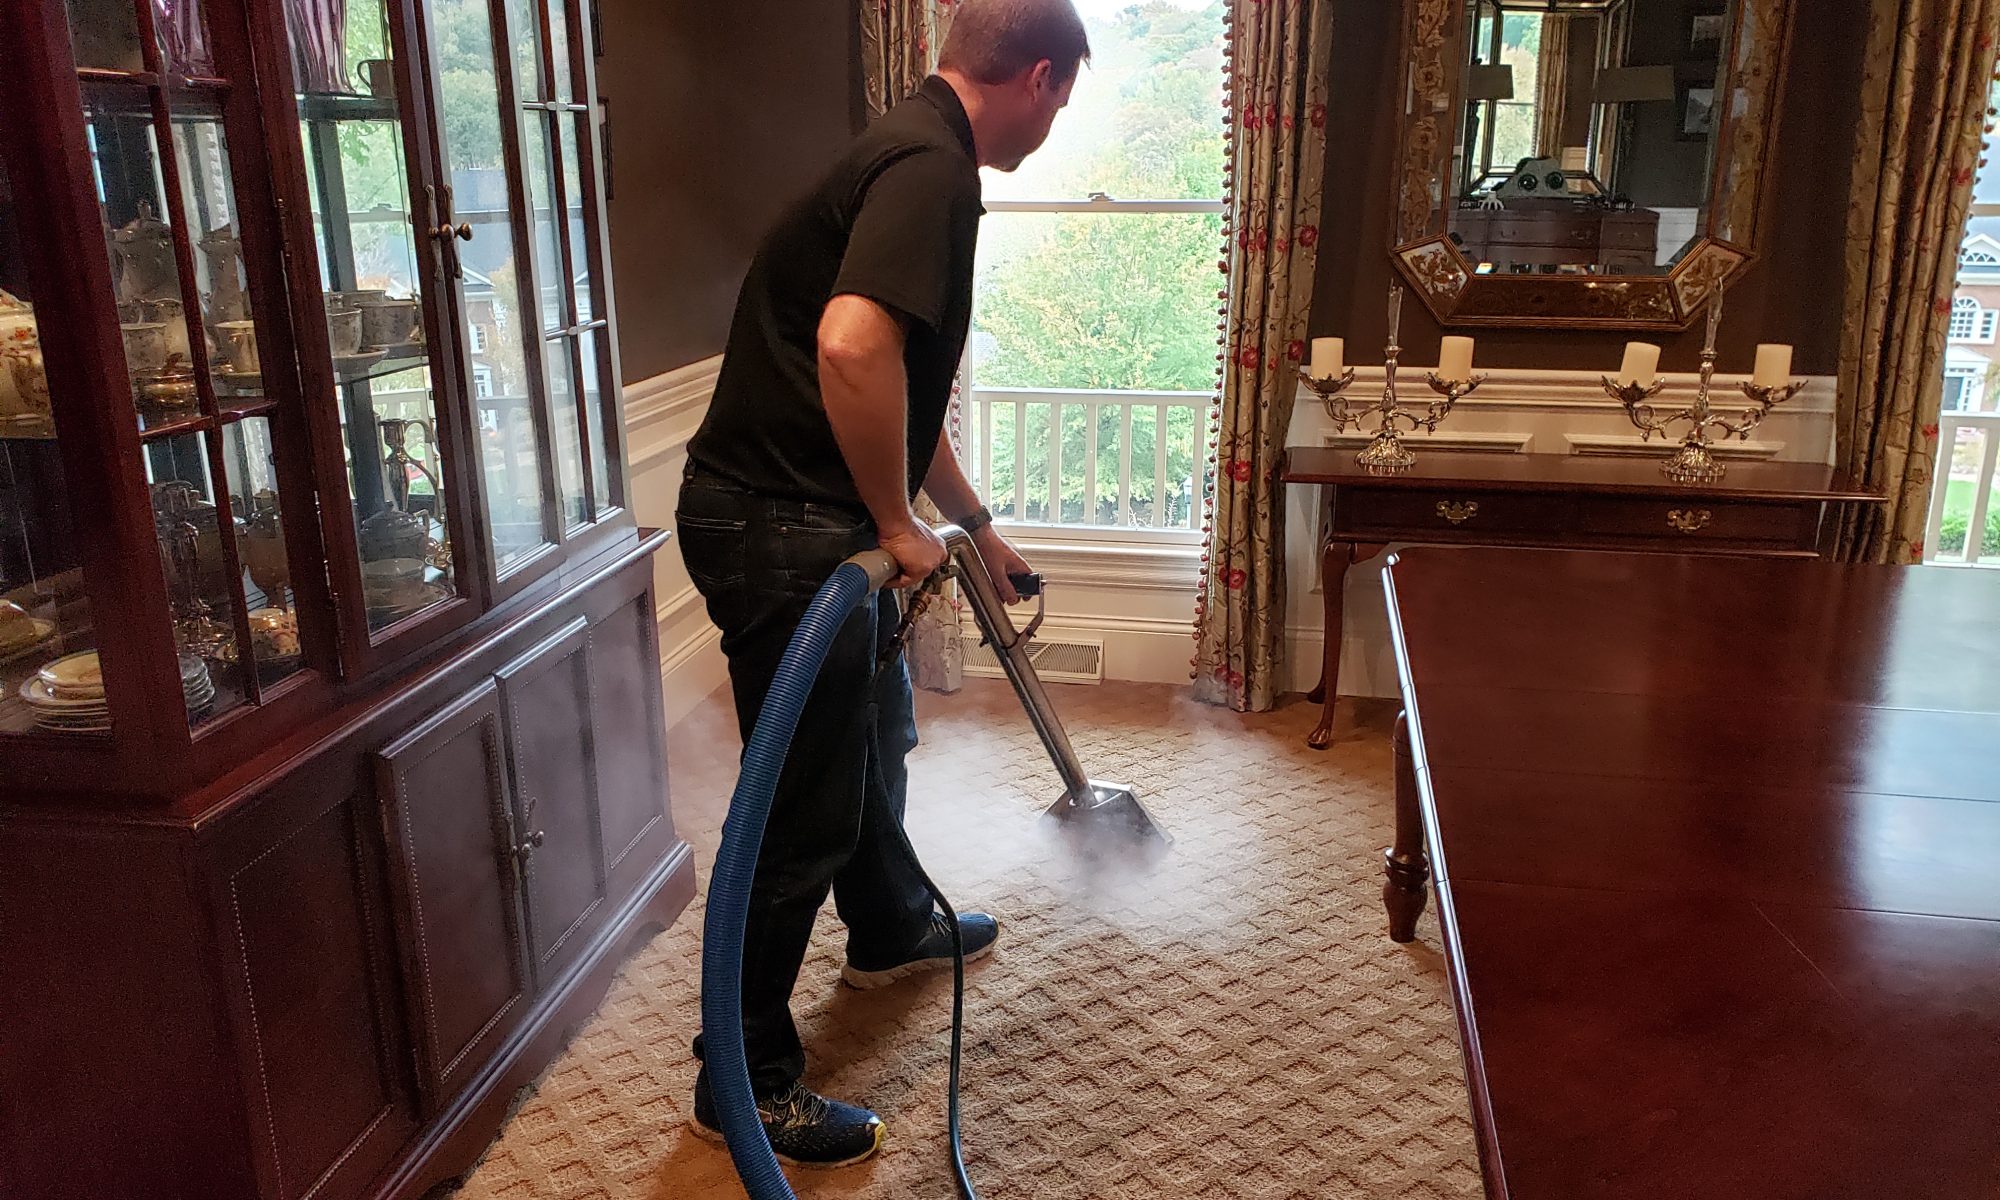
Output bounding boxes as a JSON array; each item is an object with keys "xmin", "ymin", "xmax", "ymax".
[{"xmin": 961, "ymin": 634, "xmax": 1104, "ymax": 684}]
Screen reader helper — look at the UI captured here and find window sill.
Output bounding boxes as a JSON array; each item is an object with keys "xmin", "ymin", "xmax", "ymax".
[{"xmin": 995, "ymin": 524, "xmax": 1203, "ymax": 592}]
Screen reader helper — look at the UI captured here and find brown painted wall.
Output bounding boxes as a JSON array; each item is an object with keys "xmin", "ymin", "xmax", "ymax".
[
  {"xmin": 598, "ymin": 0, "xmax": 861, "ymax": 381},
  {"xmin": 1311, "ymin": 0, "xmax": 1867, "ymax": 378}
]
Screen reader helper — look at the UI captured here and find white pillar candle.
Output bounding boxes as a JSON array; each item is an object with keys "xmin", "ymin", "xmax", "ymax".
[
  {"xmin": 1437, "ymin": 336, "xmax": 1476, "ymax": 383},
  {"xmin": 1752, "ymin": 343, "xmax": 1794, "ymax": 389},
  {"xmin": 1619, "ymin": 341, "xmax": 1662, "ymax": 388},
  {"xmin": 1310, "ymin": 336, "xmax": 1344, "ymax": 380}
]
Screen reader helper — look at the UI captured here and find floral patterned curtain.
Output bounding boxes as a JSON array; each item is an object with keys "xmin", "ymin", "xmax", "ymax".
[
  {"xmin": 1534, "ymin": 14, "xmax": 1572, "ymax": 160},
  {"xmin": 1191, "ymin": 0, "xmax": 1331, "ymax": 712},
  {"xmin": 1834, "ymin": 0, "xmax": 2000, "ymax": 563},
  {"xmin": 861, "ymin": 0, "xmax": 966, "ymax": 692},
  {"xmin": 862, "ymin": 0, "xmax": 957, "ymax": 117}
]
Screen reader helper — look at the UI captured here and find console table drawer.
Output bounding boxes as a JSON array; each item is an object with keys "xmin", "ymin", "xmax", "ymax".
[
  {"xmin": 1580, "ymin": 497, "xmax": 1812, "ymax": 546},
  {"xmin": 1337, "ymin": 488, "xmax": 1570, "ymax": 536}
]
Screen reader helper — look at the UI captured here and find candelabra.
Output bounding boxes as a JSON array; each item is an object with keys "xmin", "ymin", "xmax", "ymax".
[
  {"xmin": 1297, "ymin": 284, "xmax": 1484, "ymax": 472},
  {"xmin": 1600, "ymin": 291, "xmax": 1805, "ymax": 483}
]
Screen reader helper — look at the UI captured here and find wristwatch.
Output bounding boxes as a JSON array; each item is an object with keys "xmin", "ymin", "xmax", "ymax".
[{"xmin": 958, "ymin": 505, "xmax": 994, "ymax": 536}]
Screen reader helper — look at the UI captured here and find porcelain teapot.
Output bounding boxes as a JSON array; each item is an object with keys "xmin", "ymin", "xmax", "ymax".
[
  {"xmin": 199, "ymin": 224, "xmax": 249, "ymax": 325},
  {"xmin": 110, "ymin": 203, "xmax": 179, "ymax": 303}
]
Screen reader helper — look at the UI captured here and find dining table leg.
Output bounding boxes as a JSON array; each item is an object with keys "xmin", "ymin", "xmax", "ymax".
[{"xmin": 1384, "ymin": 709, "xmax": 1431, "ymax": 942}]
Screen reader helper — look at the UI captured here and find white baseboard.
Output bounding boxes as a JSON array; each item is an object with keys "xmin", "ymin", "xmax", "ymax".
[
  {"xmin": 656, "ymin": 582, "xmax": 727, "ymax": 728},
  {"xmin": 661, "ymin": 626, "xmax": 728, "ymax": 729}
]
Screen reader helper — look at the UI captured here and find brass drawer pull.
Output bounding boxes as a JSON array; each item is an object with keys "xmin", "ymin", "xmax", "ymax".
[
  {"xmin": 1667, "ymin": 508, "xmax": 1713, "ymax": 533},
  {"xmin": 1436, "ymin": 500, "xmax": 1479, "ymax": 525}
]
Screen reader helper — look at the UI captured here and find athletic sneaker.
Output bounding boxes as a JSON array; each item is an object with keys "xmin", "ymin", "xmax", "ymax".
[
  {"xmin": 691, "ymin": 1076, "xmax": 886, "ymax": 1168},
  {"xmin": 841, "ymin": 910, "xmax": 1000, "ymax": 990}
]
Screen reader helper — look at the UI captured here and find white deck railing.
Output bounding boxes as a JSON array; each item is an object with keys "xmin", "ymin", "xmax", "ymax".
[
  {"xmin": 959, "ymin": 387, "xmax": 1208, "ymax": 534},
  {"xmin": 1923, "ymin": 410, "xmax": 2000, "ymax": 566}
]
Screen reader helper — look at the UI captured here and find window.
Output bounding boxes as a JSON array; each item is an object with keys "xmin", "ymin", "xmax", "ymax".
[
  {"xmin": 1922, "ymin": 79, "xmax": 2000, "ymax": 566},
  {"xmin": 963, "ymin": 0, "xmax": 1224, "ymax": 535},
  {"xmin": 473, "ymin": 364, "xmax": 494, "ymax": 399},
  {"xmin": 469, "ymin": 321, "xmax": 489, "ymax": 353},
  {"xmin": 1483, "ymin": 12, "xmax": 1543, "ymax": 173},
  {"xmin": 1950, "ymin": 296, "xmax": 1982, "ymax": 341}
]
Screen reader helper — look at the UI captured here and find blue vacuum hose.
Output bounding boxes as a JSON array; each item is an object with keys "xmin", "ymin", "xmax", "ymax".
[{"xmin": 700, "ymin": 551, "xmax": 977, "ymax": 1200}]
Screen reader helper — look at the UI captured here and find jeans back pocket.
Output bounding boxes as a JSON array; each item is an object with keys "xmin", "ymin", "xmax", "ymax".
[{"xmin": 676, "ymin": 506, "xmax": 748, "ymax": 596}]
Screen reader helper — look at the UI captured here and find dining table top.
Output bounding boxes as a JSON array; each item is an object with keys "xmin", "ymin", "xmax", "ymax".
[{"xmin": 1381, "ymin": 547, "xmax": 2000, "ymax": 1199}]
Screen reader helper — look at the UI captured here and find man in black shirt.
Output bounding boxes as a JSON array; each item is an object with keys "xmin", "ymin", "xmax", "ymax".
[{"xmin": 678, "ymin": 0, "xmax": 1088, "ymax": 1168}]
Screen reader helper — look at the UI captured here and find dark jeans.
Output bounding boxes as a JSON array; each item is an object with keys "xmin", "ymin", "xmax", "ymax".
[{"xmin": 677, "ymin": 471, "xmax": 934, "ymax": 1096}]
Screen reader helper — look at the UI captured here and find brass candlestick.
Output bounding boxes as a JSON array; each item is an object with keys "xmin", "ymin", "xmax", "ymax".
[
  {"xmin": 1297, "ymin": 284, "xmax": 1484, "ymax": 472},
  {"xmin": 1601, "ymin": 290, "xmax": 1805, "ymax": 484}
]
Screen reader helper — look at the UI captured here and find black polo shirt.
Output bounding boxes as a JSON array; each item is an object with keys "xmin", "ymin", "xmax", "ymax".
[{"xmin": 687, "ymin": 75, "xmax": 983, "ymax": 512}]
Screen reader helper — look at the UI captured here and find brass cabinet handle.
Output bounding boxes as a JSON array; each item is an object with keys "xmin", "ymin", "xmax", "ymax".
[
  {"xmin": 1436, "ymin": 500, "xmax": 1479, "ymax": 525},
  {"xmin": 434, "ymin": 222, "xmax": 472, "ymax": 241},
  {"xmin": 1667, "ymin": 508, "xmax": 1713, "ymax": 533},
  {"xmin": 515, "ymin": 829, "xmax": 546, "ymax": 859}
]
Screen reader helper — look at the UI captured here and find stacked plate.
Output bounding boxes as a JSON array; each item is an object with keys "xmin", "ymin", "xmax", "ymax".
[
  {"xmin": 0, "ymin": 620, "xmax": 55, "ymax": 664},
  {"xmin": 18, "ymin": 652, "xmax": 214, "ymax": 734}
]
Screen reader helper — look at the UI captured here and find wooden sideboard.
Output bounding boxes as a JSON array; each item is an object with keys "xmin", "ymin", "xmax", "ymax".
[
  {"xmin": 1452, "ymin": 199, "xmax": 1660, "ymax": 274},
  {"xmin": 1282, "ymin": 448, "xmax": 1883, "ymax": 749}
]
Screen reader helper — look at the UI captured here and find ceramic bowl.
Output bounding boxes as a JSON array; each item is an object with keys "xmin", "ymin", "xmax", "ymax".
[{"xmin": 361, "ymin": 557, "xmax": 425, "ymax": 607}]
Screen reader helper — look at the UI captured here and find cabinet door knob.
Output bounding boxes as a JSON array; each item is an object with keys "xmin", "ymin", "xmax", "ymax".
[
  {"xmin": 1436, "ymin": 500, "xmax": 1479, "ymax": 525},
  {"xmin": 1667, "ymin": 508, "xmax": 1712, "ymax": 533},
  {"xmin": 434, "ymin": 222, "xmax": 472, "ymax": 242},
  {"xmin": 516, "ymin": 830, "xmax": 546, "ymax": 858}
]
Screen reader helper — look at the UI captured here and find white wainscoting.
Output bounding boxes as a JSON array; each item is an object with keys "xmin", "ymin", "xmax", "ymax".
[
  {"xmin": 1280, "ymin": 366, "xmax": 1840, "ymax": 698},
  {"xmin": 956, "ymin": 533, "xmax": 1203, "ymax": 685},
  {"xmin": 624, "ymin": 354, "xmax": 727, "ymax": 727}
]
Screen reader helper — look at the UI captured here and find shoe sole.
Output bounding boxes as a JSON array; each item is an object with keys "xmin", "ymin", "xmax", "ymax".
[
  {"xmin": 839, "ymin": 932, "xmax": 997, "ymax": 991},
  {"xmin": 688, "ymin": 1114, "xmax": 886, "ymax": 1169}
]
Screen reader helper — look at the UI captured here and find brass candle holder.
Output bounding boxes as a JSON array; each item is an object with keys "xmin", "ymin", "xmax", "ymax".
[
  {"xmin": 1298, "ymin": 284, "xmax": 1484, "ymax": 473},
  {"xmin": 1600, "ymin": 291, "xmax": 1805, "ymax": 484}
]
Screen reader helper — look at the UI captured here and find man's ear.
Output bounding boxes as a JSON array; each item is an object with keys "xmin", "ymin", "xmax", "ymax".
[{"xmin": 1029, "ymin": 59, "xmax": 1054, "ymax": 96}]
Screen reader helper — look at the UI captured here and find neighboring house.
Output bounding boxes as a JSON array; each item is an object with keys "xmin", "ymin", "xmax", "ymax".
[{"xmin": 1946, "ymin": 226, "xmax": 2000, "ymax": 412}]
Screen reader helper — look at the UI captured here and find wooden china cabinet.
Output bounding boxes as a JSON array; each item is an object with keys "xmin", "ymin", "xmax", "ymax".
[{"xmin": 0, "ymin": 0, "xmax": 694, "ymax": 1196}]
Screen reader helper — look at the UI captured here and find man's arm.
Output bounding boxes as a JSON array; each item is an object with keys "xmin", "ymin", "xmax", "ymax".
[
  {"xmin": 921, "ymin": 429, "xmax": 1031, "ymax": 605},
  {"xmin": 818, "ymin": 294, "xmax": 947, "ymax": 587}
]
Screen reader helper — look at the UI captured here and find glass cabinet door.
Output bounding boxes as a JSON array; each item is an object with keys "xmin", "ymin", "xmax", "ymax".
[
  {"xmin": 0, "ymin": 155, "xmax": 102, "ymax": 736},
  {"xmin": 532, "ymin": 0, "xmax": 624, "ymax": 526},
  {"xmin": 425, "ymin": 0, "xmax": 557, "ymax": 579},
  {"xmin": 423, "ymin": 0, "xmax": 626, "ymax": 589},
  {"xmin": 61, "ymin": 0, "xmax": 309, "ymax": 731},
  {"xmin": 282, "ymin": 0, "xmax": 464, "ymax": 640}
]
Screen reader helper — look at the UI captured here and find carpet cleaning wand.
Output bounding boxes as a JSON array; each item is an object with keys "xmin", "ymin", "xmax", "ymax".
[{"xmin": 700, "ymin": 526, "xmax": 1169, "ymax": 1200}]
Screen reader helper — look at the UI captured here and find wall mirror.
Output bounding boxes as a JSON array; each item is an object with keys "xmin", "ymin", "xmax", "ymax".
[{"xmin": 1391, "ymin": 0, "xmax": 1794, "ymax": 330}]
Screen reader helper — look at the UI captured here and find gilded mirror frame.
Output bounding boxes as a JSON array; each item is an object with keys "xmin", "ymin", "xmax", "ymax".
[{"xmin": 1390, "ymin": 0, "xmax": 1796, "ymax": 330}]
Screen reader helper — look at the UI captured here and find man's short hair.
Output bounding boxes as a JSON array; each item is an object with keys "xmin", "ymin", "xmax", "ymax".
[{"xmin": 939, "ymin": 0, "xmax": 1091, "ymax": 86}]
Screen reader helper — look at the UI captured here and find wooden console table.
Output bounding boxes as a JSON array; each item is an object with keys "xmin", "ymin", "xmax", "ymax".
[
  {"xmin": 1381, "ymin": 548, "xmax": 2000, "ymax": 1198},
  {"xmin": 1282, "ymin": 447, "xmax": 1881, "ymax": 749}
]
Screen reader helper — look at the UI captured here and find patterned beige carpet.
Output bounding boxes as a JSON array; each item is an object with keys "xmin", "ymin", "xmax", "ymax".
[{"xmin": 454, "ymin": 680, "xmax": 1480, "ymax": 1199}]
